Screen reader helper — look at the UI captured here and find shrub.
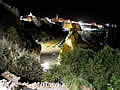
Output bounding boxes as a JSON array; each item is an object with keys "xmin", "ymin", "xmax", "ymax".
[
  {"xmin": 41, "ymin": 64, "xmax": 68, "ymax": 82},
  {"xmin": 42, "ymin": 46, "xmax": 120, "ymax": 90},
  {"xmin": 63, "ymin": 73, "xmax": 92, "ymax": 90},
  {"xmin": 61, "ymin": 46, "xmax": 120, "ymax": 89},
  {"xmin": 0, "ymin": 37, "xmax": 43, "ymax": 82}
]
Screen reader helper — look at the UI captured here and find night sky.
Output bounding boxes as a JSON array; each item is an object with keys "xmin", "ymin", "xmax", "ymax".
[{"xmin": 2, "ymin": 0, "xmax": 120, "ymax": 24}]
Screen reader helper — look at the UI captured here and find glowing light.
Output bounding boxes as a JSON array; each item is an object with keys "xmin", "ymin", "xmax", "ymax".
[
  {"xmin": 28, "ymin": 12, "xmax": 33, "ymax": 16},
  {"xmin": 78, "ymin": 21, "xmax": 84, "ymax": 25},
  {"xmin": 105, "ymin": 23, "xmax": 110, "ymax": 27},
  {"xmin": 97, "ymin": 25, "xmax": 104, "ymax": 29},
  {"xmin": 114, "ymin": 24, "xmax": 117, "ymax": 28},
  {"xmin": 20, "ymin": 16, "xmax": 30, "ymax": 21},
  {"xmin": 20, "ymin": 16, "xmax": 23, "ymax": 20}
]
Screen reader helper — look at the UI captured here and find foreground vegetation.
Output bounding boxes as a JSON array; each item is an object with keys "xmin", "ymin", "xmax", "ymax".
[
  {"xmin": 42, "ymin": 46, "xmax": 120, "ymax": 90},
  {"xmin": 0, "ymin": 37, "xmax": 120, "ymax": 90},
  {"xmin": 0, "ymin": 37, "xmax": 43, "ymax": 82}
]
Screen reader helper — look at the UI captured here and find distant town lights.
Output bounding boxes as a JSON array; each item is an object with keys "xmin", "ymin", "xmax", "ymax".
[
  {"xmin": 78, "ymin": 21, "xmax": 84, "ymax": 25},
  {"xmin": 28, "ymin": 12, "xmax": 33, "ymax": 16},
  {"xmin": 105, "ymin": 23, "xmax": 117, "ymax": 28}
]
